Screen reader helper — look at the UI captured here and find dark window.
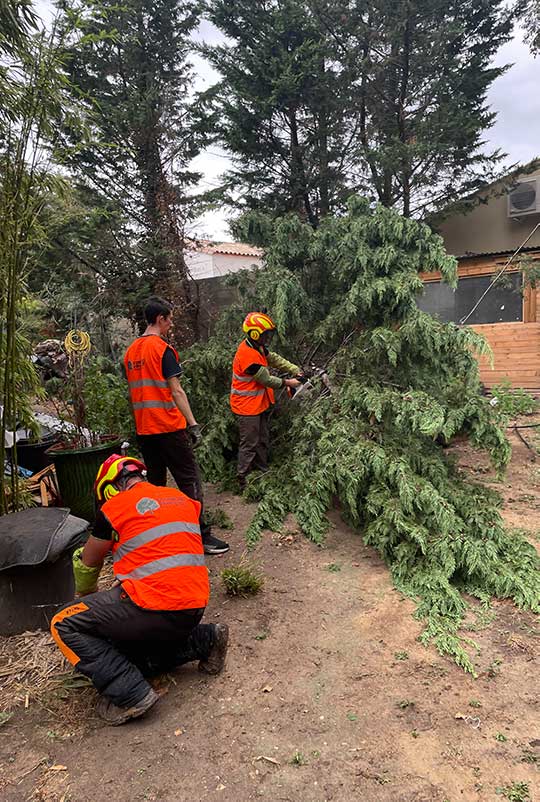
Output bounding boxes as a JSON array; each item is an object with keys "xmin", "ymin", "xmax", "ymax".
[{"xmin": 418, "ymin": 273, "xmax": 523, "ymax": 324}]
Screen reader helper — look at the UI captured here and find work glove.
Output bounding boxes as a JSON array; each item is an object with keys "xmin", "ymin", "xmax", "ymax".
[
  {"xmin": 188, "ymin": 424, "xmax": 203, "ymax": 449},
  {"xmin": 72, "ymin": 546, "xmax": 100, "ymax": 596}
]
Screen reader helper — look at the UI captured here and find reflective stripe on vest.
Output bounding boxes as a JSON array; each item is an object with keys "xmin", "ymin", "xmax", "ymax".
[
  {"xmin": 124, "ymin": 336, "xmax": 186, "ymax": 434},
  {"xmin": 132, "ymin": 400, "xmax": 177, "ymax": 410},
  {"xmin": 128, "ymin": 379, "xmax": 169, "ymax": 389},
  {"xmin": 232, "ymin": 372, "xmax": 252, "ymax": 383},
  {"xmin": 114, "ymin": 520, "xmax": 202, "ymax": 561},
  {"xmin": 116, "ymin": 553, "xmax": 206, "ymax": 581},
  {"xmin": 230, "ymin": 388, "xmax": 265, "ymax": 397}
]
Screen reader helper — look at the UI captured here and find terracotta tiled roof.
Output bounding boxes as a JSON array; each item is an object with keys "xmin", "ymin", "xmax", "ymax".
[{"xmin": 187, "ymin": 238, "xmax": 263, "ymax": 257}]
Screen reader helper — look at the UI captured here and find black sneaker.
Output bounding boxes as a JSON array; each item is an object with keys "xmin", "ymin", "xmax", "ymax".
[
  {"xmin": 199, "ymin": 623, "xmax": 229, "ymax": 675},
  {"xmin": 203, "ymin": 533, "xmax": 230, "ymax": 555},
  {"xmin": 96, "ymin": 688, "xmax": 159, "ymax": 726}
]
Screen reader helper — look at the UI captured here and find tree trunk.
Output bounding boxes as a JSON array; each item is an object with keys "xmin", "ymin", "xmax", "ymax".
[
  {"xmin": 399, "ymin": 2, "xmax": 413, "ymax": 217},
  {"xmin": 318, "ymin": 57, "xmax": 330, "ymax": 218},
  {"xmin": 132, "ymin": 8, "xmax": 199, "ymax": 346},
  {"xmin": 288, "ymin": 107, "xmax": 318, "ymax": 228}
]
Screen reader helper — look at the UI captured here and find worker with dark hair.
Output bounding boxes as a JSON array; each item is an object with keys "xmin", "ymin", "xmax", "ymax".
[
  {"xmin": 50, "ymin": 455, "xmax": 229, "ymax": 725},
  {"xmin": 124, "ymin": 296, "xmax": 229, "ymax": 555}
]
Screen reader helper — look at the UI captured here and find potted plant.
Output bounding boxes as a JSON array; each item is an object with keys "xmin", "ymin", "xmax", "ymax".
[{"xmin": 45, "ymin": 331, "xmax": 129, "ymax": 521}]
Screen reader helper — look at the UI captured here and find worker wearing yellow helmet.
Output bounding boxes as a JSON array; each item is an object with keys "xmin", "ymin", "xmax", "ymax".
[
  {"xmin": 230, "ymin": 312, "xmax": 303, "ymax": 489},
  {"xmin": 50, "ymin": 454, "xmax": 229, "ymax": 725}
]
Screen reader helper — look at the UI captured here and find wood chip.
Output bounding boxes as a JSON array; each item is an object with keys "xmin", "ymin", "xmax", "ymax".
[
  {"xmin": 50, "ymin": 765, "xmax": 68, "ymax": 772},
  {"xmin": 262, "ymin": 685, "xmax": 273, "ymax": 693},
  {"xmin": 254, "ymin": 755, "xmax": 280, "ymax": 766}
]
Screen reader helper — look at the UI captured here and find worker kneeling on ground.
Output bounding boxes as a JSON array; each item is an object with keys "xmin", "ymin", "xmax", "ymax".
[
  {"xmin": 231, "ymin": 312, "xmax": 303, "ymax": 490},
  {"xmin": 50, "ymin": 454, "xmax": 229, "ymax": 726}
]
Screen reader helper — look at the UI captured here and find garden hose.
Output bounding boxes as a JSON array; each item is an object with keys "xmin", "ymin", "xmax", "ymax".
[{"xmin": 64, "ymin": 330, "xmax": 92, "ymax": 365}]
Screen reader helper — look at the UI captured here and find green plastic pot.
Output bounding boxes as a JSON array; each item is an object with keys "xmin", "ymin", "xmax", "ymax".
[{"xmin": 46, "ymin": 438, "xmax": 122, "ymax": 522}]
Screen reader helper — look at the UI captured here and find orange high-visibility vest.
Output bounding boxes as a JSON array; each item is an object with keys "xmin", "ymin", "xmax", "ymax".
[
  {"xmin": 124, "ymin": 335, "xmax": 186, "ymax": 435},
  {"xmin": 230, "ymin": 340, "xmax": 275, "ymax": 416},
  {"xmin": 102, "ymin": 481, "xmax": 209, "ymax": 611}
]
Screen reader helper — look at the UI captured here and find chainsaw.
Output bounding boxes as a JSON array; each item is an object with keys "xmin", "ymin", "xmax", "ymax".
[{"xmin": 286, "ymin": 366, "xmax": 333, "ymax": 402}]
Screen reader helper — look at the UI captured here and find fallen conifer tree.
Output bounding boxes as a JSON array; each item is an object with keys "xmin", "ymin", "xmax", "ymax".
[{"xmin": 187, "ymin": 197, "xmax": 539, "ymax": 672}]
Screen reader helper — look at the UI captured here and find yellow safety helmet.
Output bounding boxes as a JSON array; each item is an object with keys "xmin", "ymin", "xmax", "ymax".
[
  {"xmin": 242, "ymin": 311, "xmax": 276, "ymax": 342},
  {"xmin": 94, "ymin": 454, "xmax": 146, "ymax": 504}
]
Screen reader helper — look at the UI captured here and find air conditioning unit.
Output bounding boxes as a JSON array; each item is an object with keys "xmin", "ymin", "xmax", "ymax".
[{"xmin": 507, "ymin": 177, "xmax": 540, "ymax": 217}]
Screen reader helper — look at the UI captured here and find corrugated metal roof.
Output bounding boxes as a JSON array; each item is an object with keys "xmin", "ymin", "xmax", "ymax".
[{"xmin": 455, "ymin": 246, "xmax": 540, "ymax": 260}]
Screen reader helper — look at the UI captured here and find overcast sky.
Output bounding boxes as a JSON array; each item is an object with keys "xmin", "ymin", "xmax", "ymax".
[{"xmin": 33, "ymin": 1, "xmax": 540, "ymax": 240}]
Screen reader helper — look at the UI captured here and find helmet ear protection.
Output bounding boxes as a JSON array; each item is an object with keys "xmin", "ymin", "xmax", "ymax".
[
  {"xmin": 102, "ymin": 483, "xmax": 120, "ymax": 502},
  {"xmin": 250, "ymin": 329, "xmax": 260, "ymax": 341}
]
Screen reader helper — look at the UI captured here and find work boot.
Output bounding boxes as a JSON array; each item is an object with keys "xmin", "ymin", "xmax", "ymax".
[
  {"xmin": 203, "ymin": 533, "xmax": 229, "ymax": 555},
  {"xmin": 95, "ymin": 688, "xmax": 159, "ymax": 726},
  {"xmin": 199, "ymin": 623, "xmax": 229, "ymax": 675}
]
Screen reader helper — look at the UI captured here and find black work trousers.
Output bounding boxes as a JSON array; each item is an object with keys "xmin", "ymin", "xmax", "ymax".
[
  {"xmin": 51, "ymin": 586, "xmax": 215, "ymax": 708},
  {"xmin": 136, "ymin": 429, "xmax": 211, "ymax": 540},
  {"xmin": 236, "ymin": 411, "xmax": 270, "ymax": 480}
]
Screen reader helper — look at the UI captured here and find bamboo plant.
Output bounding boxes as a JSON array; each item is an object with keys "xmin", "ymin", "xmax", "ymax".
[{"xmin": 0, "ymin": 19, "xmax": 72, "ymax": 514}]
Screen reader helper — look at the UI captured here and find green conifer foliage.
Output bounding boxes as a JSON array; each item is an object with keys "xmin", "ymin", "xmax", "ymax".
[{"xmin": 187, "ymin": 197, "xmax": 539, "ymax": 672}]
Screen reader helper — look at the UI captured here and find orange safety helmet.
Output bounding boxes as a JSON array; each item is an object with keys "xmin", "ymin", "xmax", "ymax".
[
  {"xmin": 94, "ymin": 454, "xmax": 147, "ymax": 503},
  {"xmin": 242, "ymin": 311, "xmax": 276, "ymax": 342}
]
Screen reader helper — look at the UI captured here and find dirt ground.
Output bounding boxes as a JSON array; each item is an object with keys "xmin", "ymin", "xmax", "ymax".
[{"xmin": 0, "ymin": 428, "xmax": 538, "ymax": 802}]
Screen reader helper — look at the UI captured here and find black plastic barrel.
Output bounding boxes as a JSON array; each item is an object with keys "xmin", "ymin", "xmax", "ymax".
[
  {"xmin": 15, "ymin": 432, "xmax": 61, "ymax": 474},
  {"xmin": 0, "ymin": 508, "xmax": 89, "ymax": 635}
]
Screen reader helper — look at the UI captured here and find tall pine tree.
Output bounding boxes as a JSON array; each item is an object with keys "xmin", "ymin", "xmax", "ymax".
[
  {"xmin": 205, "ymin": 0, "xmax": 521, "ymax": 223},
  {"xmin": 56, "ymin": 0, "xmax": 207, "ymax": 340},
  {"xmin": 316, "ymin": 0, "xmax": 519, "ymax": 217},
  {"xmin": 203, "ymin": 0, "xmax": 361, "ymax": 227}
]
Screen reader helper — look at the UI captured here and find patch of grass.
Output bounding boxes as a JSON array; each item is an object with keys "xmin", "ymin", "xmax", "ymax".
[
  {"xmin": 394, "ymin": 650, "xmax": 409, "ymax": 661},
  {"xmin": 205, "ymin": 507, "xmax": 234, "ymax": 530},
  {"xmin": 495, "ymin": 782, "xmax": 531, "ymax": 801},
  {"xmin": 487, "ymin": 658, "xmax": 503, "ymax": 678},
  {"xmin": 495, "ymin": 732, "xmax": 508, "ymax": 742},
  {"xmin": 221, "ymin": 558, "xmax": 264, "ymax": 597},
  {"xmin": 520, "ymin": 750, "xmax": 538, "ymax": 764},
  {"xmin": 0, "ymin": 712, "xmax": 12, "ymax": 727},
  {"xmin": 469, "ymin": 699, "xmax": 482, "ymax": 708},
  {"xmin": 326, "ymin": 562, "xmax": 341, "ymax": 572},
  {"xmin": 346, "ymin": 712, "xmax": 358, "ymax": 721},
  {"xmin": 397, "ymin": 699, "xmax": 415, "ymax": 709},
  {"xmin": 411, "ymin": 729, "xmax": 419, "ymax": 738},
  {"xmin": 490, "ymin": 380, "xmax": 538, "ymax": 420},
  {"xmin": 290, "ymin": 750, "xmax": 307, "ymax": 766},
  {"xmin": 254, "ymin": 631, "xmax": 268, "ymax": 640}
]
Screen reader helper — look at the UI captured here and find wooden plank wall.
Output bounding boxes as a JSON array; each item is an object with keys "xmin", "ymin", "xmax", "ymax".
[
  {"xmin": 472, "ymin": 322, "xmax": 540, "ymax": 391},
  {"xmin": 420, "ymin": 251, "xmax": 540, "ymax": 392}
]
